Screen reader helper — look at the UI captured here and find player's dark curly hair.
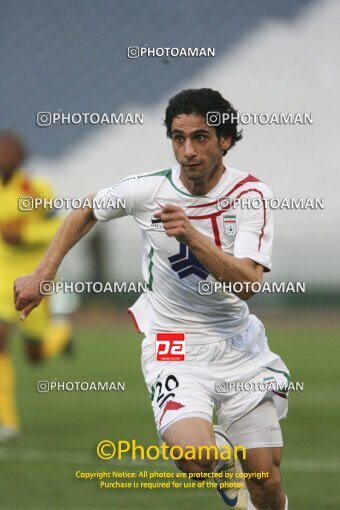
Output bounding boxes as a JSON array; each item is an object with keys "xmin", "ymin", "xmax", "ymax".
[{"xmin": 164, "ymin": 88, "xmax": 243, "ymax": 155}]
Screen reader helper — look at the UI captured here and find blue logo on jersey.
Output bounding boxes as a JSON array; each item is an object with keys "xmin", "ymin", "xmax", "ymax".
[{"xmin": 168, "ymin": 243, "xmax": 209, "ymax": 280}]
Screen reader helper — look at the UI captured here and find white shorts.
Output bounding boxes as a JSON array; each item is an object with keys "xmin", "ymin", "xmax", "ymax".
[
  {"xmin": 227, "ymin": 396, "xmax": 284, "ymax": 449},
  {"xmin": 141, "ymin": 315, "xmax": 289, "ymax": 441}
]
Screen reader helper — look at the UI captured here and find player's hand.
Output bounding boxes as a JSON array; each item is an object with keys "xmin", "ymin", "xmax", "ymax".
[
  {"xmin": 154, "ymin": 204, "xmax": 198, "ymax": 244},
  {"xmin": 14, "ymin": 273, "xmax": 44, "ymax": 320}
]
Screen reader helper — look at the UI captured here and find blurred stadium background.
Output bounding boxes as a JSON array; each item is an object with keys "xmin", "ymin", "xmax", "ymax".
[{"xmin": 0, "ymin": 0, "xmax": 339, "ymax": 509}]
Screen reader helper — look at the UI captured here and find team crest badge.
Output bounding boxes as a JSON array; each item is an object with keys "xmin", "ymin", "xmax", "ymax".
[{"xmin": 223, "ymin": 214, "xmax": 237, "ymax": 238}]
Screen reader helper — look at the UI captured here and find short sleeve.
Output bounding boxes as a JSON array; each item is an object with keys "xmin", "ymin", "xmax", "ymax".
[
  {"xmin": 233, "ymin": 189, "xmax": 273, "ymax": 271},
  {"xmin": 92, "ymin": 176, "xmax": 137, "ymax": 221}
]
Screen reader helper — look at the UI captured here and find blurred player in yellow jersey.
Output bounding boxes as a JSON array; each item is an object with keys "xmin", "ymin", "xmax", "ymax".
[{"xmin": 0, "ymin": 132, "xmax": 73, "ymax": 441}]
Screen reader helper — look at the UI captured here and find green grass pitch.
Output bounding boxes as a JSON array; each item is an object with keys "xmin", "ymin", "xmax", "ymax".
[{"xmin": 1, "ymin": 314, "xmax": 339, "ymax": 509}]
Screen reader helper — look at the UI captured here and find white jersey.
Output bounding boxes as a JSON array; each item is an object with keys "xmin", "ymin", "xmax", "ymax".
[{"xmin": 93, "ymin": 164, "xmax": 273, "ymax": 344}]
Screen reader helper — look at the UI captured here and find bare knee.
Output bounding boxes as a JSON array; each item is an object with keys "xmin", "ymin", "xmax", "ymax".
[{"xmin": 162, "ymin": 418, "xmax": 217, "ymax": 474}]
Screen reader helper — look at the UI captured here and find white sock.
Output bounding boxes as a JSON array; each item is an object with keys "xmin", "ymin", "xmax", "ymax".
[
  {"xmin": 247, "ymin": 498, "xmax": 257, "ymax": 510},
  {"xmin": 214, "ymin": 431, "xmax": 229, "ymax": 471},
  {"xmin": 247, "ymin": 495, "xmax": 288, "ymax": 510}
]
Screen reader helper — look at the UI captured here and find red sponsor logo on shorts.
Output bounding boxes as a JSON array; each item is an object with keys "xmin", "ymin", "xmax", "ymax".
[{"xmin": 156, "ymin": 332, "xmax": 185, "ymax": 361}]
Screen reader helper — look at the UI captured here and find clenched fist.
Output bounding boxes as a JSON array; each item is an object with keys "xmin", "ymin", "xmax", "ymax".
[{"xmin": 154, "ymin": 204, "xmax": 197, "ymax": 244}]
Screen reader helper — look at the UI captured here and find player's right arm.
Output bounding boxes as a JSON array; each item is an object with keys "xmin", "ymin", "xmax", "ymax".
[
  {"xmin": 14, "ymin": 194, "xmax": 97, "ymax": 320},
  {"xmin": 14, "ymin": 174, "xmax": 138, "ymax": 320},
  {"xmin": 14, "ymin": 176, "xmax": 142, "ymax": 320}
]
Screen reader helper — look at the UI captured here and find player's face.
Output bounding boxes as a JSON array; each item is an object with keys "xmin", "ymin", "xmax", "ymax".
[
  {"xmin": 171, "ymin": 113, "xmax": 231, "ymax": 184},
  {"xmin": 0, "ymin": 137, "xmax": 23, "ymax": 181}
]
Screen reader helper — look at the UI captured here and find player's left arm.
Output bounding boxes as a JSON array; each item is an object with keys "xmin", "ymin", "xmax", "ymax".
[{"xmin": 155, "ymin": 203, "xmax": 269, "ymax": 301}]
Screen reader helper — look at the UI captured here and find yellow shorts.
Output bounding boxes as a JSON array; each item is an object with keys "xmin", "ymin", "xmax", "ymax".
[{"xmin": 0, "ymin": 264, "xmax": 50, "ymax": 339}]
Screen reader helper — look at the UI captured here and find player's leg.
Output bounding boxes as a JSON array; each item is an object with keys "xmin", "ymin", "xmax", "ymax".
[
  {"xmin": 41, "ymin": 290, "xmax": 78, "ymax": 358},
  {"xmin": 214, "ymin": 424, "xmax": 249, "ymax": 508},
  {"xmin": 214, "ymin": 315, "xmax": 289, "ymax": 509},
  {"xmin": 0, "ymin": 320, "xmax": 20, "ymax": 440},
  {"xmin": 227, "ymin": 398, "xmax": 288, "ymax": 510},
  {"xmin": 143, "ymin": 340, "xmax": 216, "ymax": 474},
  {"xmin": 0, "ymin": 266, "xmax": 21, "ymax": 439},
  {"xmin": 23, "ymin": 321, "xmax": 73, "ymax": 363},
  {"xmin": 163, "ymin": 416, "xmax": 217, "ymax": 473},
  {"xmin": 241, "ymin": 447, "xmax": 286, "ymax": 510},
  {"xmin": 143, "ymin": 339, "xmax": 216, "ymax": 473},
  {"xmin": 148, "ymin": 368, "xmax": 241, "ymax": 504},
  {"xmin": 21, "ymin": 298, "xmax": 72, "ymax": 363},
  {"xmin": 142, "ymin": 335, "xmax": 245, "ymax": 507},
  {"xmin": 163, "ymin": 415, "xmax": 242, "ymax": 507}
]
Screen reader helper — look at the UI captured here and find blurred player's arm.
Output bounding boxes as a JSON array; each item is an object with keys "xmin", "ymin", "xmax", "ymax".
[
  {"xmin": 0, "ymin": 216, "xmax": 61, "ymax": 246},
  {"xmin": 19, "ymin": 214, "xmax": 62, "ymax": 247},
  {"xmin": 2, "ymin": 179, "xmax": 67, "ymax": 247},
  {"xmin": 14, "ymin": 195, "xmax": 97, "ymax": 319},
  {"xmin": 19, "ymin": 180, "xmax": 68, "ymax": 247}
]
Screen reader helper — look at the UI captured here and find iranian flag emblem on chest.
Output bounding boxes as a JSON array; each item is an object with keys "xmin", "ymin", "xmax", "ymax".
[{"xmin": 223, "ymin": 214, "xmax": 237, "ymax": 238}]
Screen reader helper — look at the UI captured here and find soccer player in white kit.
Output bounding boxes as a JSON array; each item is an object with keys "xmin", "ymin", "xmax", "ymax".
[{"xmin": 14, "ymin": 89, "xmax": 289, "ymax": 510}]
